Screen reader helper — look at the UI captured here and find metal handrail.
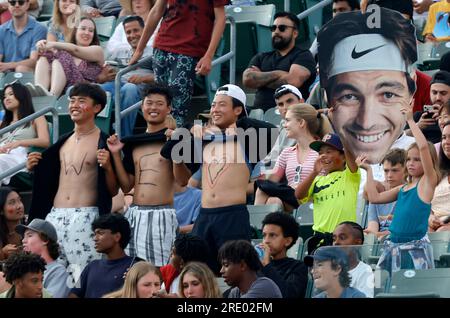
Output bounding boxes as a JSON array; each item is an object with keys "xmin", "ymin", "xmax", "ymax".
[
  {"xmin": 114, "ymin": 16, "xmax": 237, "ymax": 139},
  {"xmin": 297, "ymin": 0, "xmax": 332, "ymax": 20},
  {"xmin": 0, "ymin": 106, "xmax": 59, "ymax": 181},
  {"xmin": 284, "ymin": 0, "xmax": 290, "ymax": 12}
]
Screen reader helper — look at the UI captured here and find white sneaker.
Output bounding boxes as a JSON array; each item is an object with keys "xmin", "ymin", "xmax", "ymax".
[{"xmin": 34, "ymin": 84, "xmax": 53, "ymax": 96}]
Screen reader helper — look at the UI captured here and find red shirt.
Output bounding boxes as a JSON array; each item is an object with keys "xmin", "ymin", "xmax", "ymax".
[
  {"xmin": 413, "ymin": 70, "xmax": 432, "ymax": 113},
  {"xmin": 154, "ymin": 0, "xmax": 229, "ymax": 58},
  {"xmin": 160, "ymin": 264, "xmax": 179, "ymax": 292}
]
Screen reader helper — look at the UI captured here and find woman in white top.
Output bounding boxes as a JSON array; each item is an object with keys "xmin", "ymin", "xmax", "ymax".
[
  {"xmin": 429, "ymin": 121, "xmax": 450, "ymax": 232},
  {"xmin": 0, "ymin": 82, "xmax": 50, "ymax": 185},
  {"xmin": 254, "ymin": 103, "xmax": 333, "ymax": 212}
]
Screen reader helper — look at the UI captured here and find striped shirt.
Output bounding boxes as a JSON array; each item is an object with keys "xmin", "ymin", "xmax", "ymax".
[{"xmin": 274, "ymin": 145, "xmax": 318, "ymax": 187}]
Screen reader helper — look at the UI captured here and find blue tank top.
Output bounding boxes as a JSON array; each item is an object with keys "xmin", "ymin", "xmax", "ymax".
[{"xmin": 389, "ymin": 181, "xmax": 431, "ymax": 243}]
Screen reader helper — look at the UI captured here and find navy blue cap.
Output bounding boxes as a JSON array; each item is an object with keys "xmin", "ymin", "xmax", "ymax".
[
  {"xmin": 304, "ymin": 246, "xmax": 349, "ymax": 267},
  {"xmin": 310, "ymin": 133, "xmax": 344, "ymax": 152}
]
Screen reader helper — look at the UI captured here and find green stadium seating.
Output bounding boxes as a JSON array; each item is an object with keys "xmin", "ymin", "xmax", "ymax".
[
  {"xmin": 263, "ymin": 107, "xmax": 281, "ymax": 126},
  {"xmin": 286, "ymin": 236, "xmax": 304, "ymax": 260},
  {"xmin": 428, "ymin": 231, "xmax": 450, "ymax": 267},
  {"xmin": 247, "ymin": 204, "xmax": 283, "ymax": 238},
  {"xmin": 223, "ymin": 4, "xmax": 276, "ymax": 72},
  {"xmin": 249, "ymin": 108, "xmax": 264, "ymax": 120},
  {"xmin": 0, "ymin": 72, "xmax": 35, "ymax": 89},
  {"xmin": 94, "ymin": 16, "xmax": 117, "ymax": 47},
  {"xmin": 384, "ymin": 268, "xmax": 450, "ymax": 298},
  {"xmin": 37, "ymin": 0, "xmax": 54, "ymax": 21}
]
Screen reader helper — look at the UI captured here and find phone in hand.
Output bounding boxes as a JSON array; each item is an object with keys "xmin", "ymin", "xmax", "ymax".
[{"xmin": 423, "ymin": 105, "xmax": 435, "ymax": 119}]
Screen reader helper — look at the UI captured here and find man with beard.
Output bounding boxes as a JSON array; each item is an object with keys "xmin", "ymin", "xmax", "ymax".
[
  {"xmin": 409, "ymin": 70, "xmax": 450, "ymax": 143},
  {"xmin": 242, "ymin": 12, "xmax": 316, "ymax": 111}
]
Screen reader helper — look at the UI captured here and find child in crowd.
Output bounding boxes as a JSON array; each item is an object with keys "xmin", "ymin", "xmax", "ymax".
[{"xmin": 358, "ymin": 102, "xmax": 439, "ymax": 272}]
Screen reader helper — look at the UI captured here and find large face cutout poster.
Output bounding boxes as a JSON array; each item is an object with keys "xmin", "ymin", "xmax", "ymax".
[{"xmin": 317, "ymin": 7, "xmax": 418, "ymax": 164}]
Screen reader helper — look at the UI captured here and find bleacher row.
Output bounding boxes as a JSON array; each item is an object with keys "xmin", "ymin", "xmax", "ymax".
[{"xmin": 1, "ymin": 0, "xmax": 450, "ymax": 299}]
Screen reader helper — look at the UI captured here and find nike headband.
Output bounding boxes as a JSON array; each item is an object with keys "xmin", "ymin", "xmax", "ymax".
[{"xmin": 328, "ymin": 34, "xmax": 411, "ymax": 78}]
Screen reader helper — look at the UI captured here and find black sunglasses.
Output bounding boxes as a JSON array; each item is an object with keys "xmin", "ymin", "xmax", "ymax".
[
  {"xmin": 270, "ymin": 24, "xmax": 296, "ymax": 32},
  {"xmin": 8, "ymin": 0, "xmax": 27, "ymax": 5}
]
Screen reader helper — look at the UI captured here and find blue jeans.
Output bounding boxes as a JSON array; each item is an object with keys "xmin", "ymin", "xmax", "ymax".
[{"xmin": 101, "ymin": 81, "xmax": 142, "ymax": 137}]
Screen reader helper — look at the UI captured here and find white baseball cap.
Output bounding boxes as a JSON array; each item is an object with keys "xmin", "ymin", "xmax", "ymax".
[
  {"xmin": 274, "ymin": 84, "xmax": 303, "ymax": 100},
  {"xmin": 215, "ymin": 84, "xmax": 248, "ymax": 116}
]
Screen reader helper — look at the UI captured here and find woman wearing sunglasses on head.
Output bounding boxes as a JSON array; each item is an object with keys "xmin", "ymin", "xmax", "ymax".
[{"xmin": 254, "ymin": 104, "xmax": 332, "ymax": 212}]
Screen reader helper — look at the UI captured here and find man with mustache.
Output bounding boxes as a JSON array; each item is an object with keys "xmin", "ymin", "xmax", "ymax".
[{"xmin": 242, "ymin": 11, "xmax": 316, "ymax": 111}]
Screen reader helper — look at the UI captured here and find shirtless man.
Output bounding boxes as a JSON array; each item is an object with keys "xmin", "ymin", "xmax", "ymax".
[
  {"xmin": 188, "ymin": 84, "xmax": 254, "ymax": 273},
  {"xmin": 26, "ymin": 83, "xmax": 118, "ymax": 277},
  {"xmin": 107, "ymin": 84, "xmax": 191, "ymax": 267}
]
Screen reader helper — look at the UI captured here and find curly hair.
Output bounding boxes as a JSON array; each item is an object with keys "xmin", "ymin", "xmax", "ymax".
[
  {"xmin": 262, "ymin": 212, "xmax": 300, "ymax": 250},
  {"xmin": 174, "ymin": 233, "xmax": 210, "ymax": 264},
  {"xmin": 3, "ymin": 252, "xmax": 46, "ymax": 284},
  {"xmin": 218, "ymin": 240, "xmax": 262, "ymax": 272}
]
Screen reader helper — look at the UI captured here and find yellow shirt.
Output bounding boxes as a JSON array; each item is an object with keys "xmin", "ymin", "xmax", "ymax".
[
  {"xmin": 423, "ymin": 1, "xmax": 450, "ymax": 41},
  {"xmin": 307, "ymin": 165, "xmax": 361, "ymax": 233}
]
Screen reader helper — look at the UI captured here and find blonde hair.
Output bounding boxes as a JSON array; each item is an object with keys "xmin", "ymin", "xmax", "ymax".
[
  {"xmin": 178, "ymin": 262, "xmax": 222, "ymax": 298},
  {"xmin": 165, "ymin": 115, "xmax": 177, "ymax": 130},
  {"xmin": 52, "ymin": 0, "xmax": 81, "ymax": 41},
  {"xmin": 405, "ymin": 142, "xmax": 441, "ymax": 183},
  {"xmin": 103, "ymin": 262, "xmax": 162, "ymax": 298},
  {"xmin": 286, "ymin": 103, "xmax": 333, "ymax": 139}
]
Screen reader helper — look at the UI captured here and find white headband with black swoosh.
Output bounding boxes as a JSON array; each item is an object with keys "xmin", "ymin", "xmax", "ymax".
[{"xmin": 328, "ymin": 34, "xmax": 411, "ymax": 78}]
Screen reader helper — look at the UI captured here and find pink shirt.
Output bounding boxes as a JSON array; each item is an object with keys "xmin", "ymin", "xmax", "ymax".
[{"xmin": 274, "ymin": 145, "xmax": 318, "ymax": 187}]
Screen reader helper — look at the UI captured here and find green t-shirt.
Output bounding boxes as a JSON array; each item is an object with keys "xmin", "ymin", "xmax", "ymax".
[{"xmin": 307, "ymin": 165, "xmax": 361, "ymax": 233}]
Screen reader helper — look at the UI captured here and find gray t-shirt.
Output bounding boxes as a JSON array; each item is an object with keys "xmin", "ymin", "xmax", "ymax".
[
  {"xmin": 44, "ymin": 261, "xmax": 70, "ymax": 298},
  {"xmin": 228, "ymin": 277, "xmax": 283, "ymax": 298},
  {"xmin": 314, "ymin": 287, "xmax": 366, "ymax": 298}
]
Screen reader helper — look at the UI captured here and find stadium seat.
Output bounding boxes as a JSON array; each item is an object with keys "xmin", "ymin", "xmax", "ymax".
[
  {"xmin": 0, "ymin": 72, "xmax": 34, "ymax": 89},
  {"xmin": 294, "ymin": 202, "xmax": 314, "ymax": 242},
  {"xmin": 94, "ymin": 16, "xmax": 117, "ymax": 46},
  {"xmin": 428, "ymin": 231, "xmax": 450, "ymax": 266},
  {"xmin": 376, "ymin": 292, "xmax": 440, "ymax": 298},
  {"xmin": 32, "ymin": 96, "xmax": 58, "ymax": 113},
  {"xmin": 202, "ymin": 37, "xmax": 226, "ymax": 106},
  {"xmin": 384, "ymin": 268, "xmax": 450, "ymax": 298},
  {"xmin": 247, "ymin": 204, "xmax": 283, "ymax": 238},
  {"xmin": 249, "ymin": 108, "xmax": 264, "ymax": 120},
  {"xmin": 37, "ymin": 0, "xmax": 54, "ymax": 21},
  {"xmin": 374, "ymin": 269, "xmax": 390, "ymax": 296},
  {"xmin": 359, "ymin": 233, "xmax": 378, "ymax": 264},
  {"xmin": 286, "ymin": 236, "xmax": 304, "ymax": 260},
  {"xmin": 55, "ymin": 93, "xmax": 74, "ymax": 135},
  {"xmin": 95, "ymin": 91, "xmax": 113, "ymax": 134},
  {"xmin": 263, "ymin": 107, "xmax": 281, "ymax": 126},
  {"xmin": 223, "ymin": 4, "xmax": 276, "ymax": 72}
]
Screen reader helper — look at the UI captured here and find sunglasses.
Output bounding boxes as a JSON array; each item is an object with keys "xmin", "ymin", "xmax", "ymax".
[
  {"xmin": 270, "ymin": 24, "xmax": 296, "ymax": 32},
  {"xmin": 8, "ymin": 0, "xmax": 27, "ymax": 5},
  {"xmin": 293, "ymin": 165, "xmax": 302, "ymax": 184}
]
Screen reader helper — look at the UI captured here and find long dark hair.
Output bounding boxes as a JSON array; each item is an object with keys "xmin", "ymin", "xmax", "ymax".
[
  {"xmin": 0, "ymin": 82, "xmax": 35, "ymax": 129},
  {"xmin": 0, "ymin": 187, "xmax": 15, "ymax": 246},
  {"xmin": 69, "ymin": 16, "xmax": 100, "ymax": 46},
  {"xmin": 439, "ymin": 121, "xmax": 450, "ymax": 177}
]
